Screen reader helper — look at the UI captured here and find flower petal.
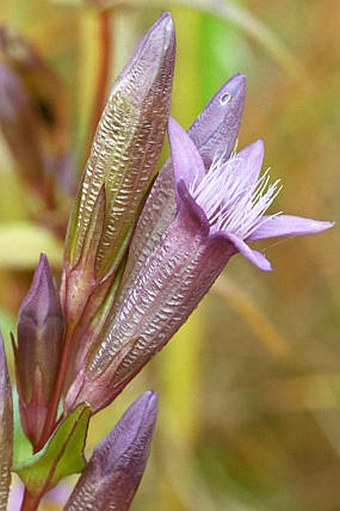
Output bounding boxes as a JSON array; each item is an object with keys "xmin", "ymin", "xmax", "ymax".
[
  {"xmin": 168, "ymin": 116, "xmax": 206, "ymax": 192},
  {"xmin": 189, "ymin": 73, "xmax": 246, "ymax": 164},
  {"xmin": 247, "ymin": 214, "xmax": 334, "ymax": 241},
  {"xmin": 235, "ymin": 139, "xmax": 265, "ymax": 188},
  {"xmin": 218, "ymin": 231, "xmax": 272, "ymax": 271}
]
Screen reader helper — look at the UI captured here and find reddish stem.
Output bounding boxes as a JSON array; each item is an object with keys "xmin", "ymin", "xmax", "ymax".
[
  {"xmin": 20, "ymin": 489, "xmax": 41, "ymax": 511},
  {"xmin": 85, "ymin": 8, "xmax": 113, "ymax": 160}
]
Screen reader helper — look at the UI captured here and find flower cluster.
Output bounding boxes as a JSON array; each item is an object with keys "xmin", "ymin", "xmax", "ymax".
[{"xmin": 0, "ymin": 11, "xmax": 332, "ymax": 511}]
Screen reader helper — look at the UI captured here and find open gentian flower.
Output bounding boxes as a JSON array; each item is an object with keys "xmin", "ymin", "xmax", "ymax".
[
  {"xmin": 65, "ymin": 117, "xmax": 332, "ymax": 414},
  {"xmin": 169, "ymin": 118, "xmax": 333, "ymax": 272}
]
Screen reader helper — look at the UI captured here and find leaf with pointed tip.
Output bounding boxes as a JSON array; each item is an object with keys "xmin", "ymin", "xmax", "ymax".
[
  {"xmin": 0, "ymin": 333, "xmax": 13, "ymax": 510},
  {"xmin": 14, "ymin": 404, "xmax": 90, "ymax": 496}
]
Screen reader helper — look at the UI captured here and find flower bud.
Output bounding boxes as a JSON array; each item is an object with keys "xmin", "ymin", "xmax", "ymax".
[
  {"xmin": 14, "ymin": 254, "xmax": 64, "ymax": 448},
  {"xmin": 60, "ymin": 12, "xmax": 175, "ymax": 354},
  {"xmin": 65, "ymin": 391, "xmax": 158, "ymax": 511}
]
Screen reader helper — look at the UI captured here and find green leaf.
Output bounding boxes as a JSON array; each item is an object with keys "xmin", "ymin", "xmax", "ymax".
[
  {"xmin": 14, "ymin": 403, "xmax": 91, "ymax": 496},
  {"xmin": 0, "ymin": 223, "xmax": 63, "ymax": 269},
  {"xmin": 12, "ymin": 388, "xmax": 33, "ymax": 468}
]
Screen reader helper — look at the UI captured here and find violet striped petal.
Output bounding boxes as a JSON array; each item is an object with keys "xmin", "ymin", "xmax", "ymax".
[{"xmin": 247, "ymin": 214, "xmax": 334, "ymax": 241}]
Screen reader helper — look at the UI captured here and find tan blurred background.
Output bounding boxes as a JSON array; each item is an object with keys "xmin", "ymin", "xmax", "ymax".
[{"xmin": 0, "ymin": 1, "xmax": 339, "ymax": 510}]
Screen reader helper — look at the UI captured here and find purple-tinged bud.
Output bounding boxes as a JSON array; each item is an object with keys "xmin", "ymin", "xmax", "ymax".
[
  {"xmin": 64, "ymin": 391, "xmax": 158, "ymax": 511},
  {"xmin": 61, "ymin": 12, "xmax": 176, "ymax": 334},
  {"xmin": 0, "ymin": 333, "xmax": 13, "ymax": 510},
  {"xmin": 14, "ymin": 254, "xmax": 64, "ymax": 448}
]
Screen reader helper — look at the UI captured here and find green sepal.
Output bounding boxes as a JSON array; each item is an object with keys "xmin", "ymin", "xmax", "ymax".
[{"xmin": 14, "ymin": 403, "xmax": 91, "ymax": 496}]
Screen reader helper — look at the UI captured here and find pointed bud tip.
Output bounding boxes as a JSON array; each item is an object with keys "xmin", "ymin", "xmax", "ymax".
[
  {"xmin": 137, "ymin": 389, "xmax": 158, "ymax": 414},
  {"xmin": 112, "ymin": 11, "xmax": 175, "ymax": 100},
  {"xmin": 218, "ymin": 73, "xmax": 246, "ymax": 105},
  {"xmin": 124, "ymin": 390, "xmax": 158, "ymax": 431},
  {"xmin": 19, "ymin": 253, "xmax": 51, "ymax": 313},
  {"xmin": 38, "ymin": 252, "xmax": 49, "ymax": 273},
  {"xmin": 152, "ymin": 11, "xmax": 174, "ymax": 40},
  {"xmin": 92, "ymin": 391, "xmax": 158, "ymax": 476},
  {"xmin": 139, "ymin": 11, "xmax": 175, "ymax": 62}
]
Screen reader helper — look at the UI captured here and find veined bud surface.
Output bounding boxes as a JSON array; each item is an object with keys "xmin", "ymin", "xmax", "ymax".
[{"xmin": 14, "ymin": 253, "xmax": 64, "ymax": 448}]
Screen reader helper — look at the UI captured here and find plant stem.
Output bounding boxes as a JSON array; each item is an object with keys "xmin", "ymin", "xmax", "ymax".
[
  {"xmin": 20, "ymin": 489, "xmax": 41, "ymax": 511},
  {"xmin": 85, "ymin": 8, "xmax": 113, "ymax": 162}
]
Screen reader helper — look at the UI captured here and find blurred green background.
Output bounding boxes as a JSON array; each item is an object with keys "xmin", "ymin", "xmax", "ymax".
[{"xmin": 0, "ymin": 1, "xmax": 339, "ymax": 510}]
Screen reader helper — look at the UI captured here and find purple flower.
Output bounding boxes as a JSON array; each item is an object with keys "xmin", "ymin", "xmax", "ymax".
[
  {"xmin": 64, "ymin": 391, "xmax": 158, "ymax": 511},
  {"xmin": 66, "ymin": 115, "xmax": 332, "ymax": 414},
  {"xmin": 168, "ymin": 118, "xmax": 333, "ymax": 271},
  {"xmin": 120, "ymin": 72, "xmax": 246, "ymax": 293},
  {"xmin": 66, "ymin": 77, "xmax": 332, "ymax": 411}
]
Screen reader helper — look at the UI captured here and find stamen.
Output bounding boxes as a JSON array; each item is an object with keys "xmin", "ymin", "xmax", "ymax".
[{"xmin": 189, "ymin": 153, "xmax": 282, "ymax": 240}]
